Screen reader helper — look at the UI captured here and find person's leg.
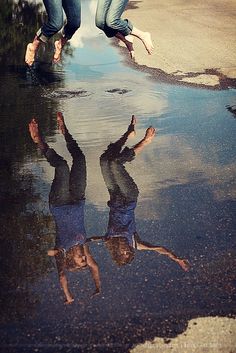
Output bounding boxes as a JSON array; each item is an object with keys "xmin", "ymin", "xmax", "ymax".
[
  {"xmin": 106, "ymin": 0, "xmax": 154, "ymax": 55},
  {"xmin": 100, "ymin": 154, "xmax": 118, "ymax": 199},
  {"xmin": 110, "ymin": 126, "xmax": 156, "ymax": 201},
  {"xmin": 95, "ymin": 0, "xmax": 134, "ymax": 57},
  {"xmin": 47, "ymin": 149, "xmax": 71, "ymax": 206},
  {"xmin": 110, "ymin": 159, "xmax": 139, "ymax": 203},
  {"xmin": 95, "ymin": 0, "xmax": 108, "ymax": 31},
  {"xmin": 28, "ymin": 118, "xmax": 70, "ymax": 206},
  {"xmin": 57, "ymin": 112, "xmax": 86, "ymax": 202},
  {"xmin": 105, "ymin": 0, "xmax": 132, "ymax": 37},
  {"xmin": 103, "ymin": 115, "xmax": 136, "ymax": 161},
  {"xmin": 62, "ymin": 0, "xmax": 81, "ymax": 39},
  {"xmin": 133, "ymin": 126, "xmax": 156, "ymax": 155},
  {"xmin": 53, "ymin": 0, "xmax": 81, "ymax": 63},
  {"xmin": 95, "ymin": 0, "xmax": 113, "ymax": 36},
  {"xmin": 115, "ymin": 32, "xmax": 134, "ymax": 59},
  {"xmin": 100, "ymin": 115, "xmax": 136, "ymax": 201},
  {"xmin": 25, "ymin": 0, "xmax": 64, "ymax": 66}
]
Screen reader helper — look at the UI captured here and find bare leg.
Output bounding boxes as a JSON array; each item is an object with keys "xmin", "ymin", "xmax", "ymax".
[
  {"xmin": 133, "ymin": 126, "xmax": 156, "ymax": 154},
  {"xmin": 25, "ymin": 37, "xmax": 41, "ymax": 66},
  {"xmin": 115, "ymin": 33, "xmax": 135, "ymax": 59},
  {"xmin": 116, "ymin": 114, "xmax": 137, "ymax": 148},
  {"xmin": 57, "ymin": 111, "xmax": 67, "ymax": 135},
  {"xmin": 28, "ymin": 118, "xmax": 48, "ymax": 151},
  {"xmin": 126, "ymin": 114, "xmax": 136, "ymax": 138},
  {"xmin": 101, "ymin": 115, "xmax": 137, "ymax": 166},
  {"xmin": 53, "ymin": 37, "xmax": 68, "ymax": 64},
  {"xmin": 131, "ymin": 27, "xmax": 154, "ymax": 55}
]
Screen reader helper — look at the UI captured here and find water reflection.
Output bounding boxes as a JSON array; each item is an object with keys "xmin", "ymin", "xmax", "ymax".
[
  {"xmin": 226, "ymin": 104, "xmax": 236, "ymax": 118},
  {"xmin": 0, "ymin": 0, "xmax": 235, "ymax": 351},
  {"xmin": 90, "ymin": 117, "xmax": 190, "ymax": 271},
  {"xmin": 28, "ymin": 113, "xmax": 101, "ymax": 304}
]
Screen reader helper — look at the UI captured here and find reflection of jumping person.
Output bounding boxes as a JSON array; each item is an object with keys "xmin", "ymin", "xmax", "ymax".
[
  {"xmin": 28, "ymin": 112, "xmax": 100, "ymax": 304},
  {"xmin": 25, "ymin": 0, "xmax": 81, "ymax": 66},
  {"xmin": 90, "ymin": 116, "xmax": 189, "ymax": 271},
  {"xmin": 95, "ymin": 0, "xmax": 154, "ymax": 59}
]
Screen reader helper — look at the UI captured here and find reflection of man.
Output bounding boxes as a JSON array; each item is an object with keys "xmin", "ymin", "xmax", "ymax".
[
  {"xmin": 29, "ymin": 112, "xmax": 100, "ymax": 304},
  {"xmin": 90, "ymin": 116, "xmax": 189, "ymax": 271}
]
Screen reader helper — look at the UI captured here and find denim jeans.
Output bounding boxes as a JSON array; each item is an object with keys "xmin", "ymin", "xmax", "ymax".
[
  {"xmin": 100, "ymin": 142, "xmax": 138, "ymax": 204},
  {"xmin": 95, "ymin": 0, "xmax": 133, "ymax": 38},
  {"xmin": 44, "ymin": 132, "xmax": 86, "ymax": 207},
  {"xmin": 37, "ymin": 0, "xmax": 81, "ymax": 42}
]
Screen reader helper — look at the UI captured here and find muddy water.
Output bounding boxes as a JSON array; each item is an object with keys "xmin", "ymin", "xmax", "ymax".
[{"xmin": 0, "ymin": 1, "xmax": 235, "ymax": 352}]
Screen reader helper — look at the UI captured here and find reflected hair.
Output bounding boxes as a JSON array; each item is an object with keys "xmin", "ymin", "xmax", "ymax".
[
  {"xmin": 56, "ymin": 245, "xmax": 88, "ymax": 272},
  {"xmin": 105, "ymin": 236, "xmax": 135, "ymax": 266}
]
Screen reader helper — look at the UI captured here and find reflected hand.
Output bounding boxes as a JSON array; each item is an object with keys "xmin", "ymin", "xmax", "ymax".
[
  {"xmin": 90, "ymin": 289, "xmax": 101, "ymax": 299},
  {"xmin": 64, "ymin": 297, "xmax": 74, "ymax": 305},
  {"xmin": 178, "ymin": 258, "xmax": 190, "ymax": 272},
  {"xmin": 47, "ymin": 249, "xmax": 59, "ymax": 256}
]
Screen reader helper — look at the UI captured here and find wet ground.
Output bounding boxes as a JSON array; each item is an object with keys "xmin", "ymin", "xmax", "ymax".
[{"xmin": 0, "ymin": 1, "xmax": 236, "ymax": 352}]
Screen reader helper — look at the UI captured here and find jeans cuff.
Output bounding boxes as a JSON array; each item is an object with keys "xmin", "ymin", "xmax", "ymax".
[
  {"xmin": 124, "ymin": 19, "xmax": 133, "ymax": 35},
  {"xmin": 61, "ymin": 28, "xmax": 71, "ymax": 40},
  {"xmin": 36, "ymin": 29, "xmax": 49, "ymax": 43}
]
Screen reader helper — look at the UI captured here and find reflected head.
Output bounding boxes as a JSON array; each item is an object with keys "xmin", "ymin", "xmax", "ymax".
[
  {"xmin": 55, "ymin": 245, "xmax": 88, "ymax": 271},
  {"xmin": 105, "ymin": 236, "xmax": 135, "ymax": 266}
]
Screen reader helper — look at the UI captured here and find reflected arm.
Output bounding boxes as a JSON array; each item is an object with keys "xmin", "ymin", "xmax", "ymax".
[
  {"xmin": 136, "ymin": 237, "xmax": 190, "ymax": 271},
  {"xmin": 84, "ymin": 245, "xmax": 101, "ymax": 297},
  {"xmin": 55, "ymin": 252, "xmax": 74, "ymax": 304}
]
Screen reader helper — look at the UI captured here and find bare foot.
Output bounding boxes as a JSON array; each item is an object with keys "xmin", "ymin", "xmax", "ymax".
[
  {"xmin": 57, "ymin": 112, "xmax": 66, "ymax": 135},
  {"xmin": 25, "ymin": 43, "xmax": 36, "ymax": 66},
  {"xmin": 136, "ymin": 29, "xmax": 154, "ymax": 55},
  {"xmin": 144, "ymin": 126, "xmax": 156, "ymax": 143},
  {"xmin": 28, "ymin": 118, "xmax": 41, "ymax": 143},
  {"xmin": 53, "ymin": 38, "xmax": 67, "ymax": 64},
  {"xmin": 64, "ymin": 297, "xmax": 74, "ymax": 305},
  {"xmin": 123, "ymin": 35, "xmax": 135, "ymax": 59},
  {"xmin": 140, "ymin": 32, "xmax": 154, "ymax": 55},
  {"xmin": 133, "ymin": 125, "xmax": 155, "ymax": 154},
  {"xmin": 116, "ymin": 33, "xmax": 135, "ymax": 59},
  {"xmin": 127, "ymin": 115, "xmax": 137, "ymax": 138}
]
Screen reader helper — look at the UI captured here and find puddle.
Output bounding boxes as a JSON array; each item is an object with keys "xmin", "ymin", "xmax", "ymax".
[{"xmin": 0, "ymin": 0, "xmax": 235, "ymax": 352}]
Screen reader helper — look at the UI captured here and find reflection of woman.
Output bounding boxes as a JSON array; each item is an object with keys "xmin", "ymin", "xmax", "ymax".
[
  {"xmin": 28, "ymin": 112, "xmax": 100, "ymax": 304},
  {"xmin": 95, "ymin": 0, "xmax": 154, "ymax": 58},
  {"xmin": 90, "ymin": 116, "xmax": 189, "ymax": 271},
  {"xmin": 25, "ymin": 0, "xmax": 81, "ymax": 66}
]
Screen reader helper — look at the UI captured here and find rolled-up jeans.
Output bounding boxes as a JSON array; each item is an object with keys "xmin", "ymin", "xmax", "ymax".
[
  {"xmin": 95, "ymin": 0, "xmax": 133, "ymax": 38},
  {"xmin": 36, "ymin": 0, "xmax": 81, "ymax": 43}
]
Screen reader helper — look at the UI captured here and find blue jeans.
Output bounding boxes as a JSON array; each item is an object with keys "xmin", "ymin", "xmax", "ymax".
[
  {"xmin": 100, "ymin": 140, "xmax": 138, "ymax": 204},
  {"xmin": 37, "ymin": 0, "xmax": 81, "ymax": 42},
  {"xmin": 95, "ymin": 0, "xmax": 133, "ymax": 38},
  {"xmin": 45, "ymin": 131, "xmax": 86, "ymax": 206}
]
